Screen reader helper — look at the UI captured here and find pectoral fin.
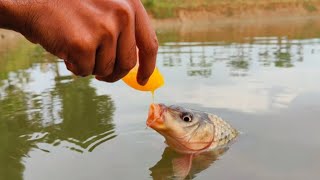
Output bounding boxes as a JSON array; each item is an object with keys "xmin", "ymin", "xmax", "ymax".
[{"xmin": 172, "ymin": 154, "xmax": 193, "ymax": 179}]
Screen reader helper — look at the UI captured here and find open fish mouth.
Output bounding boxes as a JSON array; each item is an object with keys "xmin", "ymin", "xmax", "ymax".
[{"xmin": 146, "ymin": 103, "xmax": 166, "ymax": 128}]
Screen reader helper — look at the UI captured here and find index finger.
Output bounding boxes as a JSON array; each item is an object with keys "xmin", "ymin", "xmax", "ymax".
[{"xmin": 133, "ymin": 0, "xmax": 159, "ymax": 85}]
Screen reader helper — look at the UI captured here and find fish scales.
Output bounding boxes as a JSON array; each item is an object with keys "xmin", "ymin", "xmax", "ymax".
[{"xmin": 209, "ymin": 114, "xmax": 238, "ymax": 148}]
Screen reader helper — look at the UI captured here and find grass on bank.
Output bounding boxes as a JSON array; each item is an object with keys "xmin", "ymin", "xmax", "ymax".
[{"xmin": 142, "ymin": 0, "xmax": 320, "ymax": 19}]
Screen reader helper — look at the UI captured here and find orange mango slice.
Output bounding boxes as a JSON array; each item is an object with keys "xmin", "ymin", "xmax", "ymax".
[{"xmin": 122, "ymin": 66, "xmax": 164, "ymax": 92}]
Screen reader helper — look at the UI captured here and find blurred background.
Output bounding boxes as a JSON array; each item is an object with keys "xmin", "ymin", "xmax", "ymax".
[{"xmin": 1, "ymin": 1, "xmax": 320, "ymax": 179}]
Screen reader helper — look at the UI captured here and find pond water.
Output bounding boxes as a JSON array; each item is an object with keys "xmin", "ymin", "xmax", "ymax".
[{"xmin": 1, "ymin": 18, "xmax": 320, "ymax": 180}]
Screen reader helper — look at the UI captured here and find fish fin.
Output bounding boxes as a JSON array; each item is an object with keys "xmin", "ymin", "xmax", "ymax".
[{"xmin": 172, "ymin": 154, "xmax": 193, "ymax": 179}]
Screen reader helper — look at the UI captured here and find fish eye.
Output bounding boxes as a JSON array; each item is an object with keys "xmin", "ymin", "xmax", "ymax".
[{"xmin": 182, "ymin": 113, "xmax": 193, "ymax": 122}]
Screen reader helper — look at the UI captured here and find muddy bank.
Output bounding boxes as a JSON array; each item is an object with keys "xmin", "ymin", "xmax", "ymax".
[
  {"xmin": 154, "ymin": 16, "xmax": 320, "ymax": 43},
  {"xmin": 151, "ymin": 1, "xmax": 320, "ymax": 28}
]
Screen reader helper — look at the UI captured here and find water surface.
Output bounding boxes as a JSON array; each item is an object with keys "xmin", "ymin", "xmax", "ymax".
[{"xmin": 1, "ymin": 18, "xmax": 320, "ymax": 180}]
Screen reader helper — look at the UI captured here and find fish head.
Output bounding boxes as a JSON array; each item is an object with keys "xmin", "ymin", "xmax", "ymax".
[{"xmin": 147, "ymin": 104, "xmax": 216, "ymax": 154}]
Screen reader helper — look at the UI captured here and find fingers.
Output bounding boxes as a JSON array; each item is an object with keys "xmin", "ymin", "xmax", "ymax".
[
  {"xmin": 133, "ymin": 0, "xmax": 159, "ymax": 85},
  {"xmin": 96, "ymin": 8, "xmax": 137, "ymax": 83},
  {"xmin": 65, "ymin": 50, "xmax": 95, "ymax": 77},
  {"xmin": 61, "ymin": 0, "xmax": 157, "ymax": 85},
  {"xmin": 94, "ymin": 41, "xmax": 116, "ymax": 77}
]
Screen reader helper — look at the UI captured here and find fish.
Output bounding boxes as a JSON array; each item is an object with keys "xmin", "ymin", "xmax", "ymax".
[{"xmin": 146, "ymin": 103, "xmax": 239, "ymax": 179}]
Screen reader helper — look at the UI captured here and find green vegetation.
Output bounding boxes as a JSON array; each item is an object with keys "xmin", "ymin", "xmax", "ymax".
[
  {"xmin": 142, "ymin": 0, "xmax": 320, "ymax": 19},
  {"xmin": 142, "ymin": 0, "xmax": 213, "ymax": 18},
  {"xmin": 303, "ymin": 1, "xmax": 318, "ymax": 12}
]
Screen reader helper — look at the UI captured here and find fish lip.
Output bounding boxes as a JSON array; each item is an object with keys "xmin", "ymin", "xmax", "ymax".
[{"xmin": 146, "ymin": 104, "xmax": 167, "ymax": 127}]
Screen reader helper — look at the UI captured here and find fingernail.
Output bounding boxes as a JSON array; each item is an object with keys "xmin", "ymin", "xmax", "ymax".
[{"xmin": 137, "ymin": 77, "xmax": 149, "ymax": 86}]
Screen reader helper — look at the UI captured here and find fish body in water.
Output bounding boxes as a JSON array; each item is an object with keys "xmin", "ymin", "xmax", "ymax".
[{"xmin": 146, "ymin": 104, "xmax": 239, "ymax": 178}]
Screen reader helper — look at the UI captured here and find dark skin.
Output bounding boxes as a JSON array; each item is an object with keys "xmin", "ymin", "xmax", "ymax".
[{"xmin": 0, "ymin": 0, "xmax": 158, "ymax": 85}]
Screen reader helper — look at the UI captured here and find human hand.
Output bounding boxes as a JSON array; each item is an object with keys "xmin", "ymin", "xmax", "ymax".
[{"xmin": 0, "ymin": 0, "xmax": 158, "ymax": 85}]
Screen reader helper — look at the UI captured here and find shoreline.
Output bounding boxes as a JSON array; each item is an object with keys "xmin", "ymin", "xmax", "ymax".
[
  {"xmin": 152, "ymin": 15, "xmax": 320, "ymax": 43},
  {"xmin": 151, "ymin": 14, "xmax": 320, "ymax": 30},
  {"xmin": 149, "ymin": 1, "xmax": 320, "ymax": 29},
  {"xmin": 150, "ymin": 12, "xmax": 320, "ymax": 29}
]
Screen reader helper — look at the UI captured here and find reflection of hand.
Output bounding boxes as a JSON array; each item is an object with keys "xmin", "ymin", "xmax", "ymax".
[{"xmin": 0, "ymin": 0, "xmax": 158, "ymax": 85}]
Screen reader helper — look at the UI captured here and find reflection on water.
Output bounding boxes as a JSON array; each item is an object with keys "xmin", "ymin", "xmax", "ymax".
[
  {"xmin": 0, "ymin": 41, "xmax": 116, "ymax": 180},
  {"xmin": 1, "ymin": 17, "xmax": 320, "ymax": 180},
  {"xmin": 156, "ymin": 35, "xmax": 320, "ymax": 113},
  {"xmin": 150, "ymin": 147, "xmax": 228, "ymax": 180},
  {"xmin": 159, "ymin": 37, "xmax": 319, "ymax": 78}
]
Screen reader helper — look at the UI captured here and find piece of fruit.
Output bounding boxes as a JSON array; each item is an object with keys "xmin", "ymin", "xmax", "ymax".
[{"xmin": 122, "ymin": 66, "xmax": 164, "ymax": 92}]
